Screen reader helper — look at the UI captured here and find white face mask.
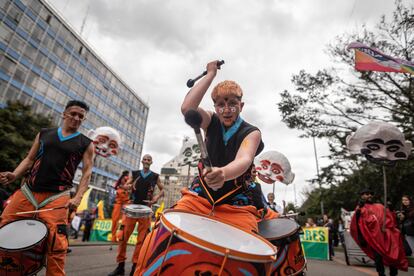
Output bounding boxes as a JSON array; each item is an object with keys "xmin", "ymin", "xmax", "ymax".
[
  {"xmin": 176, "ymin": 138, "xmax": 201, "ymax": 167},
  {"xmin": 254, "ymin": 151, "xmax": 295, "ymax": 185},
  {"xmin": 88, "ymin": 126, "xmax": 122, "ymax": 158},
  {"xmin": 346, "ymin": 122, "xmax": 412, "ymax": 165}
]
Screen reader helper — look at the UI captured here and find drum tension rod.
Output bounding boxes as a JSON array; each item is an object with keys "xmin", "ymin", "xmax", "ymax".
[
  {"xmin": 156, "ymin": 228, "xmax": 177, "ymax": 276},
  {"xmin": 218, "ymin": 249, "xmax": 230, "ymax": 276}
]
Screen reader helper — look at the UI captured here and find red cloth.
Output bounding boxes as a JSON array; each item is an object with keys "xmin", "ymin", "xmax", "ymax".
[{"xmin": 350, "ymin": 203, "xmax": 408, "ymax": 271}]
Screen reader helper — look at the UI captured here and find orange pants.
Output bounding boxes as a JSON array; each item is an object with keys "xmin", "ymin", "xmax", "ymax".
[
  {"xmin": 0, "ymin": 189, "xmax": 69, "ymax": 276},
  {"xmin": 133, "ymin": 189, "xmax": 259, "ymax": 275},
  {"xmin": 116, "ymin": 214, "xmax": 151, "ymax": 264},
  {"xmin": 111, "ymin": 203, "xmax": 123, "ymax": 242}
]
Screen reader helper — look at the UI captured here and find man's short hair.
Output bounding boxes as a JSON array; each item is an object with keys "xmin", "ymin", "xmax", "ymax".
[
  {"xmin": 65, "ymin": 100, "xmax": 89, "ymax": 112},
  {"xmin": 211, "ymin": 80, "xmax": 243, "ymax": 102},
  {"xmin": 359, "ymin": 188, "xmax": 373, "ymax": 195}
]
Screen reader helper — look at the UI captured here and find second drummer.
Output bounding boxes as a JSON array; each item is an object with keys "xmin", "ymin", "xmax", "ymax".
[{"xmin": 108, "ymin": 154, "xmax": 164, "ymax": 276}]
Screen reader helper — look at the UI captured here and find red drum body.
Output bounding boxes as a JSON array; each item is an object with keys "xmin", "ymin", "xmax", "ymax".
[
  {"xmin": 140, "ymin": 210, "xmax": 277, "ymax": 276},
  {"xmin": 258, "ymin": 218, "xmax": 306, "ymax": 276},
  {"xmin": 0, "ymin": 219, "xmax": 48, "ymax": 276}
]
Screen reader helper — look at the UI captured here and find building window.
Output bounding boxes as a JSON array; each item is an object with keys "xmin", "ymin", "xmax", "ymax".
[
  {"xmin": 5, "ymin": 85, "xmax": 20, "ymax": 102},
  {"xmin": 13, "ymin": 65, "xmax": 27, "ymax": 84},
  {"xmin": 18, "ymin": 15, "xmax": 33, "ymax": 33},
  {"xmin": 25, "ymin": 71, "xmax": 39, "ymax": 89},
  {"xmin": 0, "ymin": 55, "xmax": 17, "ymax": 75},
  {"xmin": 9, "ymin": 34, "xmax": 25, "ymax": 53},
  {"xmin": 7, "ymin": 5, "xmax": 22, "ymax": 24},
  {"xmin": 0, "ymin": 24, "xmax": 13, "ymax": 43},
  {"xmin": 22, "ymin": 44, "xmax": 37, "ymax": 62}
]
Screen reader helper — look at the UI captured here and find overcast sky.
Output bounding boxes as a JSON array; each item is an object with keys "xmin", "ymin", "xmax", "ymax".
[{"xmin": 47, "ymin": 0, "xmax": 405, "ymax": 206}]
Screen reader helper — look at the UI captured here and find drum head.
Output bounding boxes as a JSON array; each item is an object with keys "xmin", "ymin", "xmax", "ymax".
[
  {"xmin": 124, "ymin": 204, "xmax": 151, "ymax": 213},
  {"xmin": 258, "ymin": 218, "xmax": 299, "ymax": 241},
  {"xmin": 162, "ymin": 211, "xmax": 275, "ymax": 259},
  {"xmin": 0, "ymin": 219, "xmax": 48, "ymax": 250}
]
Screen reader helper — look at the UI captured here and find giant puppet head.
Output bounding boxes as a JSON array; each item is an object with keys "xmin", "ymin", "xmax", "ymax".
[
  {"xmin": 254, "ymin": 151, "xmax": 295, "ymax": 185},
  {"xmin": 176, "ymin": 137, "xmax": 201, "ymax": 167},
  {"xmin": 346, "ymin": 122, "xmax": 411, "ymax": 166},
  {"xmin": 87, "ymin": 126, "xmax": 121, "ymax": 157}
]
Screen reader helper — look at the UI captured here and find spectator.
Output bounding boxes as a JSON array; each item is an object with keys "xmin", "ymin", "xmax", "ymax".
[
  {"xmin": 337, "ymin": 219, "xmax": 345, "ymax": 245},
  {"xmin": 82, "ymin": 209, "xmax": 95, "ymax": 242},
  {"xmin": 398, "ymin": 195, "xmax": 414, "ymax": 256},
  {"xmin": 323, "ymin": 215, "xmax": 335, "ymax": 260},
  {"xmin": 305, "ymin": 217, "xmax": 316, "ymax": 227}
]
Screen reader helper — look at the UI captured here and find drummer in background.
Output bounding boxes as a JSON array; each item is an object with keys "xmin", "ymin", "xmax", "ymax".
[
  {"xmin": 110, "ymin": 170, "xmax": 130, "ymax": 242},
  {"xmin": 109, "ymin": 154, "xmax": 164, "ymax": 276},
  {"xmin": 0, "ymin": 100, "xmax": 94, "ymax": 276}
]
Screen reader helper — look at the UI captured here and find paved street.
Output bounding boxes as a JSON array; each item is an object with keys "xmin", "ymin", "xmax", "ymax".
[{"xmin": 36, "ymin": 244, "xmax": 414, "ymax": 276}]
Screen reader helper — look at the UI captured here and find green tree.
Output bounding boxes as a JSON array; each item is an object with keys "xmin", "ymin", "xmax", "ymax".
[
  {"xmin": 279, "ymin": 1, "xmax": 414, "ymax": 217},
  {"xmin": 0, "ymin": 101, "xmax": 53, "ymax": 191}
]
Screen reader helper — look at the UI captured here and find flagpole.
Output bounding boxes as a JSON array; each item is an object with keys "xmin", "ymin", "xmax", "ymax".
[{"xmin": 312, "ymin": 136, "xmax": 324, "ymax": 216}]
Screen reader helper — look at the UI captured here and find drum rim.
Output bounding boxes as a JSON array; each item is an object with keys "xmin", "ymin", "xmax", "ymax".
[
  {"xmin": 123, "ymin": 204, "xmax": 152, "ymax": 212},
  {"xmin": 258, "ymin": 218, "xmax": 300, "ymax": 241},
  {"xmin": 160, "ymin": 209, "xmax": 277, "ymax": 263},
  {"xmin": 0, "ymin": 218, "xmax": 48, "ymax": 252},
  {"xmin": 122, "ymin": 204, "xmax": 153, "ymax": 218}
]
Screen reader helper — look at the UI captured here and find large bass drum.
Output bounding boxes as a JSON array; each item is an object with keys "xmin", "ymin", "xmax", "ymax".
[{"xmin": 139, "ymin": 210, "xmax": 278, "ymax": 275}]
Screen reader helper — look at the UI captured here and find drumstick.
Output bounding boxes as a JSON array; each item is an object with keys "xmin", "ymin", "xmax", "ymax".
[
  {"xmin": 186, "ymin": 60, "xmax": 225, "ymax": 88},
  {"xmin": 184, "ymin": 109, "xmax": 213, "ymax": 172},
  {"xmin": 16, "ymin": 206, "xmax": 67, "ymax": 215}
]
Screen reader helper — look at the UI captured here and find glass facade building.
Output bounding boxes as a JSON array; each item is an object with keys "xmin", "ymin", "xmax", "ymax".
[{"xmin": 0, "ymin": 0, "xmax": 148, "ymax": 195}]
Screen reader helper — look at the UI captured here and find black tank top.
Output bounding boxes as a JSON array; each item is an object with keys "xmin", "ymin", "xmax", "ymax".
[
  {"xmin": 132, "ymin": 170, "xmax": 159, "ymax": 205},
  {"xmin": 27, "ymin": 127, "xmax": 91, "ymax": 192},
  {"xmin": 201, "ymin": 114, "xmax": 264, "ymax": 203}
]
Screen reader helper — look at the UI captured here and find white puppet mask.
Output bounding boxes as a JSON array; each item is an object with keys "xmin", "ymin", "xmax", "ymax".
[
  {"xmin": 254, "ymin": 151, "xmax": 295, "ymax": 185},
  {"xmin": 176, "ymin": 137, "xmax": 200, "ymax": 167},
  {"xmin": 346, "ymin": 122, "xmax": 412, "ymax": 165},
  {"xmin": 88, "ymin": 126, "xmax": 121, "ymax": 157}
]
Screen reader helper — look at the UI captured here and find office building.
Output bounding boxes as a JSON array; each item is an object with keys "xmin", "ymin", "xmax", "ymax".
[{"xmin": 0, "ymin": 0, "xmax": 148, "ymax": 200}]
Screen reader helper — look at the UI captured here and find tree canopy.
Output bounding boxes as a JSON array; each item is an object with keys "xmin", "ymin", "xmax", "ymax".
[
  {"xmin": 0, "ymin": 101, "xmax": 53, "ymax": 192},
  {"xmin": 278, "ymin": 0, "xmax": 414, "ymax": 219}
]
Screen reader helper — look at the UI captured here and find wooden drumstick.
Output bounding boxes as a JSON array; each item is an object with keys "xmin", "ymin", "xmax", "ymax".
[{"xmin": 15, "ymin": 206, "xmax": 67, "ymax": 215}]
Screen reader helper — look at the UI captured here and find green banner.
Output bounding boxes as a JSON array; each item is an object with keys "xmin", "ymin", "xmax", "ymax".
[
  {"xmin": 299, "ymin": 227, "xmax": 329, "ymax": 260},
  {"xmin": 90, "ymin": 219, "xmax": 138, "ymax": 245}
]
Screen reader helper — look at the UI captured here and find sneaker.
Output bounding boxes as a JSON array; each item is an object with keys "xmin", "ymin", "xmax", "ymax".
[
  {"xmin": 108, "ymin": 262, "xmax": 125, "ymax": 276},
  {"xmin": 129, "ymin": 263, "xmax": 136, "ymax": 276}
]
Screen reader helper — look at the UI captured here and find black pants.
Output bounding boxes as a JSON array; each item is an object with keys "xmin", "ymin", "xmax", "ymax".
[{"xmin": 374, "ymin": 251, "xmax": 398, "ymax": 276}]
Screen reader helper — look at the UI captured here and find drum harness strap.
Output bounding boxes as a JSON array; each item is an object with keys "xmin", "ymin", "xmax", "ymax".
[{"xmin": 21, "ymin": 183, "xmax": 70, "ymax": 210}]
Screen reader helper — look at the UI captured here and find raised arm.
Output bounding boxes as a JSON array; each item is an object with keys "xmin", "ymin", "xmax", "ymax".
[{"xmin": 181, "ymin": 61, "xmax": 219, "ymax": 131}]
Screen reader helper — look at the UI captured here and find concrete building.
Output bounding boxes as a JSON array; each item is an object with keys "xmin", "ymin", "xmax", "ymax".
[{"xmin": 0, "ymin": 0, "xmax": 148, "ymax": 200}]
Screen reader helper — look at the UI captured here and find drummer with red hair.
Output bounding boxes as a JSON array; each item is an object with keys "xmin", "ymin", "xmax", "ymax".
[{"xmin": 133, "ymin": 61, "xmax": 265, "ymax": 275}]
